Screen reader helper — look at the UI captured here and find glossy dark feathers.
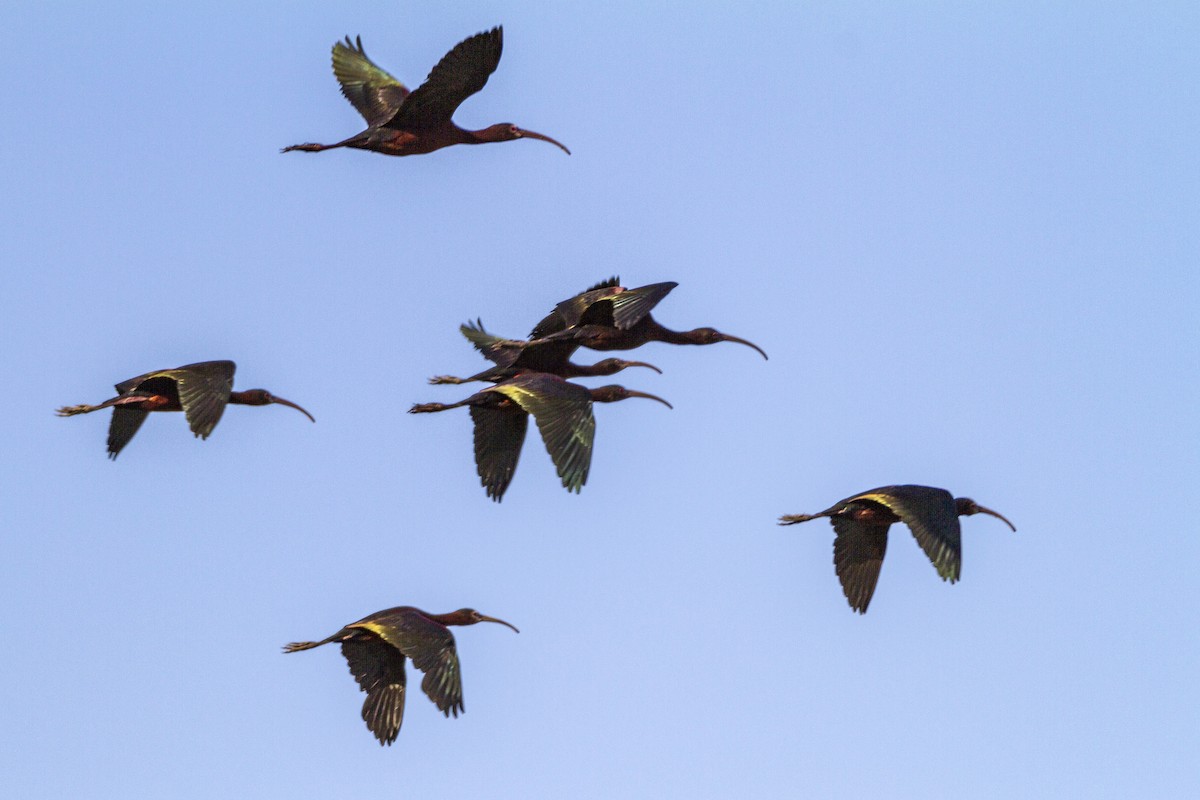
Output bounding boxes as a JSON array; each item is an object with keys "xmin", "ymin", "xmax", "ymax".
[
  {"xmin": 780, "ymin": 485, "xmax": 1014, "ymax": 613},
  {"xmin": 284, "ymin": 606, "xmax": 515, "ymax": 746}
]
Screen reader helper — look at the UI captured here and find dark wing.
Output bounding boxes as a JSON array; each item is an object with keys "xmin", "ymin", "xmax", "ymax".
[
  {"xmin": 470, "ymin": 404, "xmax": 529, "ymax": 501},
  {"xmin": 167, "ymin": 361, "xmax": 236, "ymax": 439},
  {"xmin": 830, "ymin": 513, "xmax": 890, "ymax": 613},
  {"xmin": 530, "ymin": 287, "xmax": 622, "ymax": 339},
  {"xmin": 597, "ymin": 281, "xmax": 677, "ymax": 330},
  {"xmin": 115, "ymin": 369, "xmax": 161, "ymax": 395},
  {"xmin": 332, "ymin": 36, "xmax": 410, "ymax": 127},
  {"xmin": 529, "ymin": 277, "xmax": 623, "ymax": 339},
  {"xmin": 492, "ymin": 375, "xmax": 595, "ymax": 493},
  {"xmin": 529, "ymin": 281, "xmax": 677, "ymax": 340},
  {"xmin": 852, "ymin": 486, "xmax": 962, "ymax": 582},
  {"xmin": 460, "ymin": 319, "xmax": 527, "ymax": 368},
  {"xmin": 389, "ymin": 27, "xmax": 503, "ymax": 130},
  {"xmin": 585, "ymin": 276, "xmax": 623, "ymax": 293},
  {"xmin": 106, "ymin": 408, "xmax": 148, "ymax": 460},
  {"xmin": 340, "ymin": 635, "xmax": 407, "ymax": 746},
  {"xmin": 353, "ymin": 615, "xmax": 464, "ymax": 717}
]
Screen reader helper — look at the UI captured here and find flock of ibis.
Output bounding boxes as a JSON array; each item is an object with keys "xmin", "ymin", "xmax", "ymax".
[{"xmin": 57, "ymin": 25, "xmax": 1016, "ymax": 746}]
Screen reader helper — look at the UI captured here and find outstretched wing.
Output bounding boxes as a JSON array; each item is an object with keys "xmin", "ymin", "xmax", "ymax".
[
  {"xmin": 167, "ymin": 361, "xmax": 236, "ymax": 440},
  {"xmin": 596, "ymin": 281, "xmax": 677, "ymax": 330},
  {"xmin": 389, "ymin": 27, "xmax": 503, "ymax": 130},
  {"xmin": 340, "ymin": 635, "xmax": 408, "ymax": 746},
  {"xmin": 851, "ymin": 486, "xmax": 962, "ymax": 582},
  {"xmin": 529, "ymin": 281, "xmax": 677, "ymax": 340},
  {"xmin": 332, "ymin": 36, "xmax": 410, "ymax": 127},
  {"xmin": 491, "ymin": 375, "xmax": 595, "ymax": 493},
  {"xmin": 529, "ymin": 277, "xmax": 621, "ymax": 339},
  {"xmin": 106, "ymin": 408, "xmax": 148, "ymax": 460},
  {"xmin": 353, "ymin": 615, "xmax": 464, "ymax": 718},
  {"xmin": 460, "ymin": 319, "xmax": 528, "ymax": 368},
  {"xmin": 470, "ymin": 404, "xmax": 529, "ymax": 502},
  {"xmin": 829, "ymin": 513, "xmax": 890, "ymax": 613}
]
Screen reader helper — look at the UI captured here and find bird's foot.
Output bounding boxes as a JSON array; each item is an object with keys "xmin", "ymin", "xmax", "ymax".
[
  {"xmin": 409, "ymin": 402, "xmax": 450, "ymax": 414},
  {"xmin": 281, "ymin": 143, "xmax": 324, "ymax": 153},
  {"xmin": 55, "ymin": 404, "xmax": 94, "ymax": 416},
  {"xmin": 778, "ymin": 514, "xmax": 818, "ymax": 526},
  {"xmin": 427, "ymin": 375, "xmax": 465, "ymax": 385}
]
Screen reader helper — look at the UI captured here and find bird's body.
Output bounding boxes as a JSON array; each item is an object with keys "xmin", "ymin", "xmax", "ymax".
[
  {"xmin": 428, "ymin": 319, "xmax": 661, "ymax": 385},
  {"xmin": 283, "ymin": 28, "xmax": 569, "ymax": 158},
  {"xmin": 56, "ymin": 361, "xmax": 314, "ymax": 458},
  {"xmin": 410, "ymin": 372, "xmax": 670, "ymax": 501},
  {"xmin": 529, "ymin": 280, "xmax": 768, "ymax": 359},
  {"xmin": 779, "ymin": 485, "xmax": 1016, "ymax": 613},
  {"xmin": 284, "ymin": 606, "xmax": 518, "ymax": 746}
]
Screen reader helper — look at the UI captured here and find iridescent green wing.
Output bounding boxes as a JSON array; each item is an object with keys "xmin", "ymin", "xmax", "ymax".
[
  {"xmin": 340, "ymin": 635, "xmax": 407, "ymax": 746},
  {"xmin": 490, "ymin": 374, "xmax": 595, "ymax": 493},
  {"xmin": 829, "ymin": 510, "xmax": 890, "ymax": 613},
  {"xmin": 530, "ymin": 280, "xmax": 677, "ymax": 339},
  {"xmin": 165, "ymin": 361, "xmax": 236, "ymax": 440},
  {"xmin": 529, "ymin": 277, "xmax": 622, "ymax": 339},
  {"xmin": 470, "ymin": 404, "xmax": 529, "ymax": 501},
  {"xmin": 115, "ymin": 369, "xmax": 162, "ymax": 396},
  {"xmin": 389, "ymin": 27, "xmax": 503, "ymax": 130},
  {"xmin": 851, "ymin": 486, "xmax": 962, "ymax": 582},
  {"xmin": 331, "ymin": 36, "xmax": 410, "ymax": 127},
  {"xmin": 105, "ymin": 408, "xmax": 148, "ymax": 460},
  {"xmin": 598, "ymin": 281, "xmax": 678, "ymax": 330},
  {"xmin": 460, "ymin": 319, "xmax": 527, "ymax": 368},
  {"xmin": 352, "ymin": 614, "xmax": 463, "ymax": 718}
]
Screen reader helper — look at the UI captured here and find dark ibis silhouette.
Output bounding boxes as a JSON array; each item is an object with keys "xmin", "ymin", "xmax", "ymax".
[
  {"xmin": 779, "ymin": 485, "xmax": 1016, "ymax": 613},
  {"xmin": 535, "ymin": 281, "xmax": 768, "ymax": 359},
  {"xmin": 283, "ymin": 27, "xmax": 569, "ymax": 158},
  {"xmin": 284, "ymin": 606, "xmax": 518, "ymax": 746},
  {"xmin": 56, "ymin": 361, "xmax": 314, "ymax": 459},
  {"xmin": 428, "ymin": 319, "xmax": 662, "ymax": 385},
  {"xmin": 527, "ymin": 277, "xmax": 679, "ymax": 339},
  {"xmin": 409, "ymin": 372, "xmax": 671, "ymax": 501}
]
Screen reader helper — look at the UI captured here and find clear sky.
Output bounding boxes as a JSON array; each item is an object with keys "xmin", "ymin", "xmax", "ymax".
[{"xmin": 2, "ymin": 2, "xmax": 1197, "ymax": 798}]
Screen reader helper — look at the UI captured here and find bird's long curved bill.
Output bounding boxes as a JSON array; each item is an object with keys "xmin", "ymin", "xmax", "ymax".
[
  {"xmin": 720, "ymin": 333, "xmax": 769, "ymax": 360},
  {"xmin": 976, "ymin": 505, "xmax": 1017, "ymax": 532},
  {"xmin": 478, "ymin": 614, "xmax": 520, "ymax": 633},
  {"xmin": 626, "ymin": 360, "xmax": 663, "ymax": 374},
  {"xmin": 517, "ymin": 128, "xmax": 571, "ymax": 155},
  {"xmin": 626, "ymin": 390, "xmax": 673, "ymax": 409},
  {"xmin": 273, "ymin": 396, "xmax": 316, "ymax": 423}
]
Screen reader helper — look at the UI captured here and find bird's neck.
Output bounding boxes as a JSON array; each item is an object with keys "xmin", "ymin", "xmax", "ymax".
[
  {"xmin": 464, "ymin": 125, "xmax": 502, "ymax": 145},
  {"xmin": 427, "ymin": 610, "xmax": 472, "ymax": 627},
  {"xmin": 228, "ymin": 390, "xmax": 266, "ymax": 407},
  {"xmin": 565, "ymin": 360, "xmax": 610, "ymax": 378},
  {"xmin": 650, "ymin": 320, "xmax": 697, "ymax": 345}
]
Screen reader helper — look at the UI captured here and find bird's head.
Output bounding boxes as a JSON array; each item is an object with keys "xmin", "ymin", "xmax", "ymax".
[
  {"xmin": 482, "ymin": 123, "xmax": 571, "ymax": 154},
  {"xmin": 955, "ymin": 497, "xmax": 1016, "ymax": 531},
  {"xmin": 592, "ymin": 358, "xmax": 663, "ymax": 376},
  {"xmin": 446, "ymin": 608, "xmax": 520, "ymax": 633},
  {"xmin": 237, "ymin": 389, "xmax": 316, "ymax": 422},
  {"xmin": 690, "ymin": 327, "xmax": 769, "ymax": 359},
  {"xmin": 589, "ymin": 385, "xmax": 673, "ymax": 408}
]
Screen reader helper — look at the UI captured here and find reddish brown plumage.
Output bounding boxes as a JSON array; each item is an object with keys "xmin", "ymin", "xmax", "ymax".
[{"xmin": 283, "ymin": 27, "xmax": 569, "ymax": 158}]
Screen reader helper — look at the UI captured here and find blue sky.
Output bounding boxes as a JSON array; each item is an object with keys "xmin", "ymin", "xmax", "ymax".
[{"xmin": 2, "ymin": 2, "xmax": 1197, "ymax": 797}]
